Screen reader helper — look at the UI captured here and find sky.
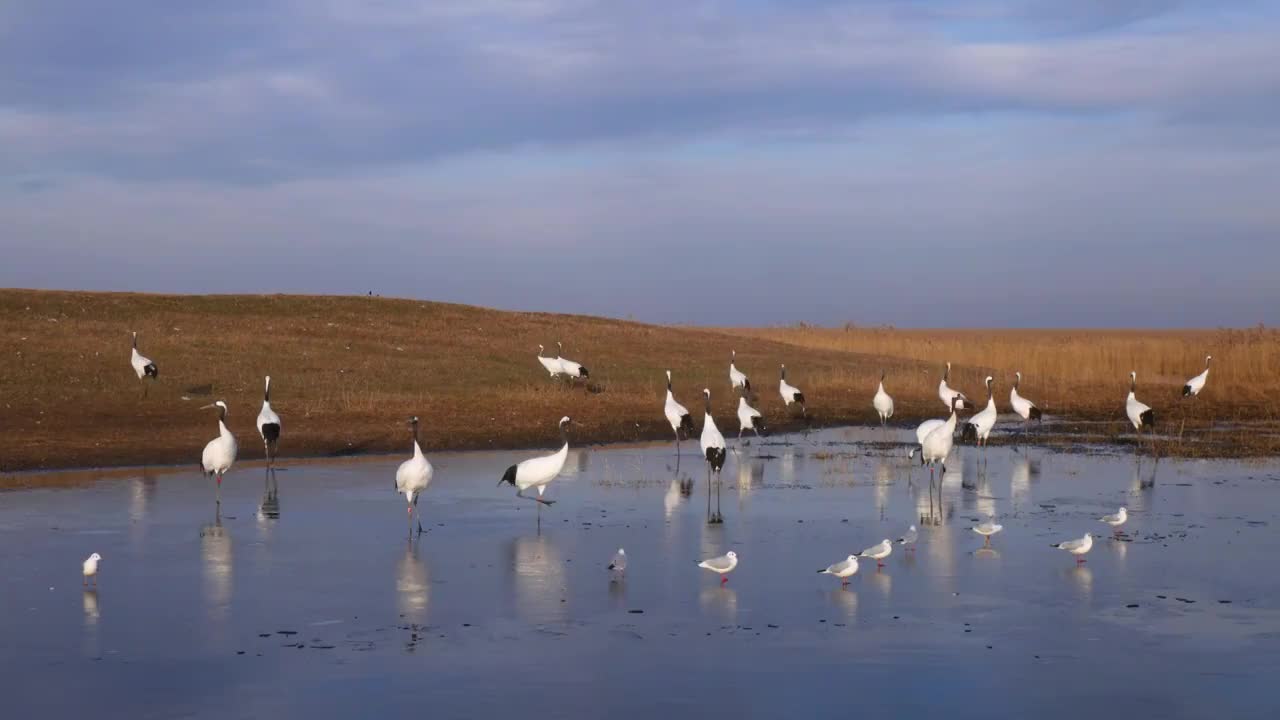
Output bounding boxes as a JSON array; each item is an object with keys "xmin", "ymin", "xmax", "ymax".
[{"xmin": 2, "ymin": 0, "xmax": 1278, "ymax": 327}]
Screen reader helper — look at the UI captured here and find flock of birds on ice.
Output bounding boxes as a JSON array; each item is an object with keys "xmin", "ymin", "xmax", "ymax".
[{"xmin": 78, "ymin": 333, "xmax": 1216, "ymax": 587}]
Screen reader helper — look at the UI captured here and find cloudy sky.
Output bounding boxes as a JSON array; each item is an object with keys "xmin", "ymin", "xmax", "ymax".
[{"xmin": 2, "ymin": 0, "xmax": 1277, "ymax": 326}]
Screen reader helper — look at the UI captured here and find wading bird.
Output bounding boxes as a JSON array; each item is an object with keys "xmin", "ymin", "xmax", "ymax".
[
  {"xmin": 857, "ymin": 539, "xmax": 893, "ymax": 569},
  {"xmin": 130, "ymin": 331, "xmax": 158, "ymax": 396},
  {"xmin": 608, "ymin": 548, "xmax": 627, "ymax": 576},
  {"xmin": 873, "ymin": 371, "xmax": 894, "ymax": 426},
  {"xmin": 200, "ymin": 401, "xmax": 237, "ymax": 505},
  {"xmin": 897, "ymin": 525, "xmax": 919, "ymax": 552},
  {"xmin": 962, "ymin": 377, "xmax": 997, "ymax": 448},
  {"xmin": 663, "ymin": 370, "xmax": 695, "ymax": 456},
  {"xmin": 1126, "ymin": 371, "xmax": 1156, "ymax": 451},
  {"xmin": 700, "ymin": 389, "xmax": 727, "ymax": 523},
  {"xmin": 938, "ymin": 362, "xmax": 974, "ymax": 411},
  {"xmin": 499, "ymin": 416, "xmax": 572, "ymax": 523},
  {"xmin": 729, "ymin": 350, "xmax": 750, "ymax": 393},
  {"xmin": 736, "ymin": 390, "xmax": 766, "ymax": 445},
  {"xmin": 909, "ymin": 418, "xmax": 946, "ymax": 461},
  {"xmin": 971, "ymin": 518, "xmax": 1003, "ymax": 546},
  {"xmin": 396, "ymin": 416, "xmax": 434, "ymax": 535},
  {"xmin": 1099, "ymin": 506, "xmax": 1128, "ymax": 534},
  {"xmin": 536, "ymin": 345, "xmax": 563, "ymax": 378},
  {"xmin": 920, "ymin": 397, "xmax": 961, "ymax": 481},
  {"xmin": 554, "ymin": 342, "xmax": 589, "ymax": 380},
  {"xmin": 256, "ymin": 376, "xmax": 281, "ymax": 466},
  {"xmin": 697, "ymin": 550, "xmax": 738, "ymax": 584},
  {"xmin": 1183, "ymin": 355, "xmax": 1211, "ymax": 398},
  {"xmin": 1010, "ymin": 371, "xmax": 1043, "ymax": 445},
  {"xmin": 779, "ymin": 364, "xmax": 806, "ymax": 416},
  {"xmin": 819, "ymin": 555, "xmax": 859, "ymax": 586}
]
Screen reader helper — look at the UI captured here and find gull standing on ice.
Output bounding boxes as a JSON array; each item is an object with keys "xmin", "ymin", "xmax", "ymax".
[
  {"xmin": 82, "ymin": 553, "xmax": 102, "ymax": 587},
  {"xmin": 857, "ymin": 539, "xmax": 893, "ymax": 569},
  {"xmin": 608, "ymin": 548, "xmax": 627, "ymax": 576},
  {"xmin": 1053, "ymin": 533, "xmax": 1094, "ymax": 563},
  {"xmin": 897, "ymin": 525, "xmax": 919, "ymax": 552},
  {"xmin": 818, "ymin": 555, "xmax": 859, "ymax": 586},
  {"xmin": 1099, "ymin": 507, "xmax": 1128, "ymax": 533},
  {"xmin": 972, "ymin": 518, "xmax": 1004, "ymax": 546},
  {"xmin": 698, "ymin": 551, "xmax": 738, "ymax": 584}
]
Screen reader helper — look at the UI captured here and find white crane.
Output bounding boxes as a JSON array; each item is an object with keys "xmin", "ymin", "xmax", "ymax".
[
  {"xmin": 729, "ymin": 350, "xmax": 750, "ymax": 393},
  {"xmin": 499, "ymin": 416, "xmax": 572, "ymax": 522},
  {"xmin": 130, "ymin": 331, "xmax": 158, "ymax": 397},
  {"xmin": 962, "ymin": 376, "xmax": 997, "ymax": 447},
  {"xmin": 920, "ymin": 397, "xmax": 961, "ymax": 482},
  {"xmin": 536, "ymin": 345, "xmax": 563, "ymax": 378},
  {"xmin": 1126, "ymin": 371, "xmax": 1155, "ymax": 451},
  {"xmin": 736, "ymin": 392, "xmax": 767, "ymax": 445},
  {"xmin": 700, "ymin": 389, "xmax": 727, "ymax": 524},
  {"xmin": 256, "ymin": 376, "xmax": 281, "ymax": 466},
  {"xmin": 554, "ymin": 341, "xmax": 589, "ymax": 379},
  {"xmin": 938, "ymin": 362, "xmax": 974, "ymax": 410},
  {"xmin": 396, "ymin": 416, "xmax": 434, "ymax": 535},
  {"xmin": 663, "ymin": 370, "xmax": 695, "ymax": 454},
  {"xmin": 1182, "ymin": 355, "xmax": 1211, "ymax": 398},
  {"xmin": 1010, "ymin": 371, "xmax": 1043, "ymax": 445},
  {"xmin": 873, "ymin": 370, "xmax": 894, "ymax": 426},
  {"xmin": 200, "ymin": 401, "xmax": 238, "ymax": 504},
  {"xmin": 908, "ymin": 418, "xmax": 946, "ymax": 461},
  {"xmin": 779, "ymin": 364, "xmax": 806, "ymax": 415}
]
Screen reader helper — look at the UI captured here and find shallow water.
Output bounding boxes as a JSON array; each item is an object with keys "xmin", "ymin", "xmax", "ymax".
[{"xmin": 3, "ymin": 427, "xmax": 1280, "ymax": 719}]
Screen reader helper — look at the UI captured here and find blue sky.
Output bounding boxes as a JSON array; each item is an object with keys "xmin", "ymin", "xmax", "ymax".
[{"xmin": 2, "ymin": 0, "xmax": 1277, "ymax": 326}]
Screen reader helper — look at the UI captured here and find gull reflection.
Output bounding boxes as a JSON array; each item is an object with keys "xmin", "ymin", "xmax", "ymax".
[
  {"xmin": 397, "ymin": 540, "xmax": 430, "ymax": 623},
  {"xmin": 200, "ymin": 507, "xmax": 232, "ymax": 621},
  {"xmin": 973, "ymin": 547, "xmax": 1001, "ymax": 561},
  {"xmin": 1109, "ymin": 536, "xmax": 1129, "ymax": 565},
  {"xmin": 829, "ymin": 588, "xmax": 858, "ymax": 621},
  {"xmin": 699, "ymin": 585, "xmax": 738, "ymax": 622},
  {"xmin": 1067, "ymin": 565, "xmax": 1093, "ymax": 600},
  {"xmin": 874, "ymin": 459, "xmax": 893, "ymax": 519},
  {"xmin": 868, "ymin": 570, "xmax": 892, "ymax": 600},
  {"xmin": 509, "ymin": 534, "xmax": 566, "ymax": 624},
  {"xmin": 82, "ymin": 589, "xmax": 100, "ymax": 628}
]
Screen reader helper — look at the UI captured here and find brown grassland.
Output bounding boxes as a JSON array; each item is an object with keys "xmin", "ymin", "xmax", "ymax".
[{"xmin": 2, "ymin": 289, "xmax": 1278, "ymax": 473}]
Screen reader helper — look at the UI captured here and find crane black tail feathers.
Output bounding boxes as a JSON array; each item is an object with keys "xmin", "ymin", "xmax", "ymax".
[
  {"xmin": 1140, "ymin": 409, "xmax": 1155, "ymax": 426},
  {"xmin": 1182, "ymin": 385, "xmax": 1192, "ymax": 397},
  {"xmin": 499, "ymin": 464, "xmax": 518, "ymax": 487},
  {"xmin": 743, "ymin": 379, "xmax": 751, "ymax": 392},
  {"xmin": 793, "ymin": 392, "xmax": 806, "ymax": 406},
  {"xmin": 1029, "ymin": 406, "xmax": 1043, "ymax": 421},
  {"xmin": 261, "ymin": 423, "xmax": 281, "ymax": 444},
  {"xmin": 679, "ymin": 414, "xmax": 695, "ymax": 436},
  {"xmin": 144, "ymin": 363, "xmax": 159, "ymax": 379},
  {"xmin": 961, "ymin": 423, "xmax": 978, "ymax": 443},
  {"xmin": 578, "ymin": 367, "xmax": 590, "ymax": 378}
]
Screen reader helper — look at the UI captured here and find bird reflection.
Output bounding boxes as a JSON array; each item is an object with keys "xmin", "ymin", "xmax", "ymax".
[
  {"xmin": 874, "ymin": 459, "xmax": 892, "ymax": 519},
  {"xmin": 779, "ymin": 447, "xmax": 803, "ymax": 487},
  {"xmin": 257, "ymin": 467, "xmax": 281, "ymax": 531},
  {"xmin": 1010, "ymin": 455, "xmax": 1038, "ymax": 511},
  {"xmin": 397, "ymin": 539, "xmax": 430, "ymax": 623},
  {"xmin": 699, "ymin": 585, "xmax": 738, "ymax": 621},
  {"xmin": 509, "ymin": 534, "xmax": 566, "ymax": 623},
  {"xmin": 868, "ymin": 570, "xmax": 892, "ymax": 600},
  {"xmin": 973, "ymin": 547, "xmax": 1001, "ymax": 561},
  {"xmin": 200, "ymin": 506, "xmax": 232, "ymax": 620},
  {"xmin": 737, "ymin": 457, "xmax": 764, "ymax": 502},
  {"xmin": 664, "ymin": 478, "xmax": 683, "ymax": 519},
  {"xmin": 82, "ymin": 589, "xmax": 100, "ymax": 628},
  {"xmin": 128, "ymin": 470, "xmax": 158, "ymax": 546},
  {"xmin": 1110, "ymin": 537, "xmax": 1129, "ymax": 565},
  {"xmin": 829, "ymin": 588, "xmax": 858, "ymax": 620},
  {"xmin": 1067, "ymin": 565, "xmax": 1093, "ymax": 598}
]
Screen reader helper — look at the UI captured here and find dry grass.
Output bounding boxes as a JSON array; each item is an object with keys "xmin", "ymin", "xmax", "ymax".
[
  {"xmin": 2, "ymin": 290, "xmax": 1277, "ymax": 473},
  {"xmin": 723, "ymin": 325, "xmax": 1280, "ymax": 421}
]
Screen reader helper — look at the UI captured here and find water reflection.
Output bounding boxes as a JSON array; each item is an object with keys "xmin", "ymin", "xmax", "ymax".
[
  {"xmin": 868, "ymin": 570, "xmax": 892, "ymax": 600},
  {"xmin": 828, "ymin": 588, "xmax": 857, "ymax": 621},
  {"xmin": 1067, "ymin": 565, "xmax": 1094, "ymax": 600},
  {"xmin": 562, "ymin": 448, "xmax": 589, "ymax": 479},
  {"xmin": 973, "ymin": 547, "xmax": 1001, "ymax": 561},
  {"xmin": 509, "ymin": 534, "xmax": 565, "ymax": 624},
  {"xmin": 82, "ymin": 589, "xmax": 100, "ymax": 627},
  {"xmin": 257, "ymin": 467, "xmax": 281, "ymax": 536},
  {"xmin": 737, "ymin": 457, "xmax": 764, "ymax": 504},
  {"xmin": 200, "ymin": 507, "xmax": 232, "ymax": 621},
  {"xmin": 1010, "ymin": 455, "xmax": 1039, "ymax": 511},
  {"xmin": 779, "ymin": 447, "xmax": 803, "ymax": 487},
  {"xmin": 699, "ymin": 585, "xmax": 738, "ymax": 622},
  {"xmin": 874, "ymin": 459, "xmax": 892, "ymax": 519},
  {"xmin": 128, "ymin": 470, "xmax": 158, "ymax": 546},
  {"xmin": 397, "ymin": 540, "xmax": 430, "ymax": 623},
  {"xmin": 664, "ymin": 478, "xmax": 682, "ymax": 519}
]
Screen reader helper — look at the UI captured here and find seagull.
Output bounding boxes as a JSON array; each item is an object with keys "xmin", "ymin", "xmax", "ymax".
[
  {"xmin": 536, "ymin": 345, "xmax": 563, "ymax": 378},
  {"xmin": 729, "ymin": 350, "xmax": 750, "ymax": 393},
  {"xmin": 608, "ymin": 548, "xmax": 627, "ymax": 575},
  {"xmin": 971, "ymin": 518, "xmax": 1003, "ymax": 546},
  {"xmin": 736, "ymin": 391, "xmax": 767, "ymax": 444},
  {"xmin": 1183, "ymin": 355, "xmax": 1211, "ymax": 398},
  {"xmin": 700, "ymin": 389, "xmax": 728, "ymax": 523},
  {"xmin": 873, "ymin": 371, "xmax": 894, "ymax": 426},
  {"xmin": 256, "ymin": 376, "xmax": 281, "ymax": 466},
  {"xmin": 663, "ymin": 370, "xmax": 696, "ymax": 452},
  {"xmin": 896, "ymin": 524, "xmax": 919, "ymax": 552},
  {"xmin": 818, "ymin": 555, "xmax": 859, "ymax": 586},
  {"xmin": 962, "ymin": 377, "xmax": 997, "ymax": 447},
  {"xmin": 1126, "ymin": 371, "xmax": 1156, "ymax": 450},
  {"xmin": 857, "ymin": 539, "xmax": 893, "ymax": 569},
  {"xmin": 697, "ymin": 550, "xmax": 738, "ymax": 584},
  {"xmin": 499, "ymin": 416, "xmax": 572, "ymax": 521},
  {"xmin": 130, "ymin": 331, "xmax": 159, "ymax": 396},
  {"xmin": 82, "ymin": 552, "xmax": 102, "ymax": 587},
  {"xmin": 1053, "ymin": 533, "xmax": 1094, "ymax": 563},
  {"xmin": 1010, "ymin": 371, "xmax": 1043, "ymax": 444},
  {"xmin": 396, "ymin": 416, "xmax": 434, "ymax": 535},
  {"xmin": 1099, "ymin": 506, "xmax": 1128, "ymax": 533},
  {"xmin": 200, "ymin": 401, "xmax": 237, "ymax": 504},
  {"xmin": 939, "ymin": 362, "xmax": 975, "ymax": 411},
  {"xmin": 554, "ymin": 341, "xmax": 589, "ymax": 379}
]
